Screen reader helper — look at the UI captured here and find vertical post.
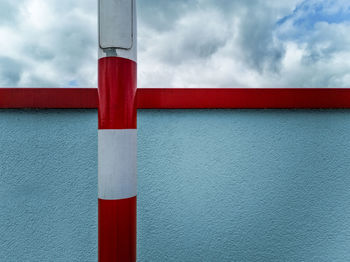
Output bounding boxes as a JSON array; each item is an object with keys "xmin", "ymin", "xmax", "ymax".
[{"xmin": 98, "ymin": 0, "xmax": 137, "ymax": 261}]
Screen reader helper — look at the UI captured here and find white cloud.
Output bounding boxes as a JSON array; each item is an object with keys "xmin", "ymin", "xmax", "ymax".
[
  {"xmin": 0, "ymin": 0, "xmax": 349, "ymax": 88},
  {"xmin": 0, "ymin": 0, "xmax": 97, "ymax": 87}
]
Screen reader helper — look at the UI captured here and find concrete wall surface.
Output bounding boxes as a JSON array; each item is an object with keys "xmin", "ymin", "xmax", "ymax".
[{"xmin": 1, "ymin": 109, "xmax": 350, "ymax": 261}]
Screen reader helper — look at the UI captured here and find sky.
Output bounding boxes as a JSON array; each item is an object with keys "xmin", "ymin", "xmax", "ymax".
[{"xmin": 0, "ymin": 0, "xmax": 350, "ymax": 88}]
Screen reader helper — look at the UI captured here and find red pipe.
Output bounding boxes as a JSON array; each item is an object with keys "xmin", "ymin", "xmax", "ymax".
[
  {"xmin": 98, "ymin": 1, "xmax": 137, "ymax": 261},
  {"xmin": 3, "ymin": 88, "xmax": 350, "ymax": 109},
  {"xmin": 98, "ymin": 57, "xmax": 137, "ymax": 261}
]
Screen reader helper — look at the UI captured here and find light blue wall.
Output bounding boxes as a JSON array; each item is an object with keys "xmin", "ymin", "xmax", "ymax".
[
  {"xmin": 1, "ymin": 109, "xmax": 350, "ymax": 261},
  {"xmin": 0, "ymin": 110, "xmax": 98, "ymax": 262}
]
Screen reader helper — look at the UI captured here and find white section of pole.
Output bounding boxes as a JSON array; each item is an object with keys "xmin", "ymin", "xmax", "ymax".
[{"xmin": 98, "ymin": 129, "xmax": 137, "ymax": 200}]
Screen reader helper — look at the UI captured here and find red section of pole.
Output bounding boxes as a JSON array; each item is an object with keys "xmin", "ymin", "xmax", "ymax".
[
  {"xmin": 98, "ymin": 57, "xmax": 137, "ymax": 129},
  {"xmin": 98, "ymin": 198, "xmax": 137, "ymax": 262},
  {"xmin": 98, "ymin": 56, "xmax": 137, "ymax": 262}
]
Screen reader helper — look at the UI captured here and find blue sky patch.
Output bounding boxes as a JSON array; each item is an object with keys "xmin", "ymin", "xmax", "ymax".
[
  {"xmin": 277, "ymin": 0, "xmax": 350, "ymax": 30},
  {"xmin": 68, "ymin": 80, "xmax": 79, "ymax": 87}
]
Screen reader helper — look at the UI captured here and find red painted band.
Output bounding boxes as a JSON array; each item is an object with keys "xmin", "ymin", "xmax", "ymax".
[
  {"xmin": 98, "ymin": 57, "xmax": 137, "ymax": 129},
  {"xmin": 0, "ymin": 88, "xmax": 97, "ymax": 108},
  {"xmin": 98, "ymin": 197, "xmax": 137, "ymax": 262},
  {"xmin": 136, "ymin": 88, "xmax": 350, "ymax": 109},
  {"xmin": 3, "ymin": 88, "xmax": 350, "ymax": 109}
]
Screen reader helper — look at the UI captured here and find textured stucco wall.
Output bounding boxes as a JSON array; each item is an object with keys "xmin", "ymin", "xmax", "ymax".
[
  {"xmin": 1, "ymin": 109, "xmax": 350, "ymax": 261},
  {"xmin": 0, "ymin": 110, "xmax": 98, "ymax": 262}
]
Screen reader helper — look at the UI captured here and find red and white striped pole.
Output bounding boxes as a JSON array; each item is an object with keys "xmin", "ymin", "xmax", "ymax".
[{"xmin": 98, "ymin": 0, "xmax": 137, "ymax": 261}]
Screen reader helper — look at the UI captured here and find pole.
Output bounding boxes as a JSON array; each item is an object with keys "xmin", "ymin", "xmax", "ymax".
[{"xmin": 98, "ymin": 0, "xmax": 137, "ymax": 261}]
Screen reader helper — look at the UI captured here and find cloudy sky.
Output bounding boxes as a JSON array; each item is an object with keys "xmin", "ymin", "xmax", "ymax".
[{"xmin": 0, "ymin": 0, "xmax": 350, "ymax": 88}]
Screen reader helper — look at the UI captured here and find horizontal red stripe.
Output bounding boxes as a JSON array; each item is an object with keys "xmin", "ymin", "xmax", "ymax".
[
  {"xmin": 137, "ymin": 88, "xmax": 350, "ymax": 109},
  {"xmin": 2, "ymin": 88, "xmax": 350, "ymax": 109},
  {"xmin": 99, "ymin": 197, "xmax": 137, "ymax": 262},
  {"xmin": 98, "ymin": 57, "xmax": 137, "ymax": 129},
  {"xmin": 0, "ymin": 88, "xmax": 97, "ymax": 108}
]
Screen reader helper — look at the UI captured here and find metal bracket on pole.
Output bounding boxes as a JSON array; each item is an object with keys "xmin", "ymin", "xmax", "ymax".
[{"xmin": 98, "ymin": 0, "xmax": 137, "ymax": 61}]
